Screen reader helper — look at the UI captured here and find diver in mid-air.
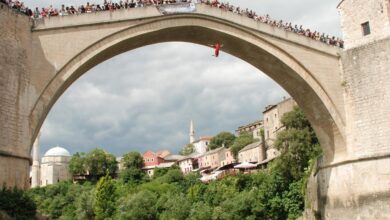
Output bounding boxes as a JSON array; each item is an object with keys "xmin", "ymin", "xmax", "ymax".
[{"xmin": 209, "ymin": 42, "xmax": 223, "ymax": 57}]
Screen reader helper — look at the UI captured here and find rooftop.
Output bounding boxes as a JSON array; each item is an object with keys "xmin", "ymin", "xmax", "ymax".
[
  {"xmin": 263, "ymin": 97, "xmax": 294, "ymax": 113},
  {"xmin": 203, "ymin": 146, "xmax": 226, "ymax": 156},
  {"xmin": 239, "ymin": 141, "xmax": 262, "ymax": 153},
  {"xmin": 237, "ymin": 120, "xmax": 263, "ymax": 130},
  {"xmin": 164, "ymin": 154, "xmax": 186, "ymax": 161},
  {"xmin": 44, "ymin": 146, "xmax": 71, "ymax": 157}
]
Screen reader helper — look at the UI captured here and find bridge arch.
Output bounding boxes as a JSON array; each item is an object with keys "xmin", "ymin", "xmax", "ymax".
[{"xmin": 30, "ymin": 13, "xmax": 345, "ymax": 163}]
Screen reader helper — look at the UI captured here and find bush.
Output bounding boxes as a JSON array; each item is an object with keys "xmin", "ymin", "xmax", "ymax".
[
  {"xmin": 117, "ymin": 190, "xmax": 158, "ymax": 220},
  {"xmin": 0, "ymin": 187, "xmax": 36, "ymax": 220}
]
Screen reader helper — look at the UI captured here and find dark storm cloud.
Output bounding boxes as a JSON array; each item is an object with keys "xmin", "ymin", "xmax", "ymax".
[{"xmin": 26, "ymin": 1, "xmax": 341, "ymax": 156}]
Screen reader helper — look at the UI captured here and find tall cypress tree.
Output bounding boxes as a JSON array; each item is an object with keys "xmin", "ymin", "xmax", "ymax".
[{"xmin": 94, "ymin": 175, "xmax": 117, "ymax": 220}]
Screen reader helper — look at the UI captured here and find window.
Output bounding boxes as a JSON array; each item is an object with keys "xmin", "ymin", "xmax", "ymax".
[
  {"xmin": 362, "ymin": 22, "xmax": 371, "ymax": 36},
  {"xmin": 275, "ymin": 113, "xmax": 277, "ymax": 118},
  {"xmin": 267, "ymin": 130, "xmax": 270, "ymax": 138}
]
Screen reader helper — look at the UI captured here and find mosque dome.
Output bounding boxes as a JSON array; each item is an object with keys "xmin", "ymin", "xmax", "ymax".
[{"xmin": 44, "ymin": 146, "xmax": 71, "ymax": 157}]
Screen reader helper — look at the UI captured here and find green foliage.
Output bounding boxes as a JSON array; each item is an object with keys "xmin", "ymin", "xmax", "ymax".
[
  {"xmin": 122, "ymin": 151, "xmax": 144, "ymax": 169},
  {"xmin": 281, "ymin": 106, "xmax": 313, "ymax": 130},
  {"xmin": 27, "ymin": 107, "xmax": 322, "ymax": 220},
  {"xmin": 159, "ymin": 168, "xmax": 184, "ymax": 184},
  {"xmin": 75, "ymin": 189, "xmax": 95, "ymax": 220},
  {"xmin": 69, "ymin": 148, "xmax": 118, "ymax": 181},
  {"xmin": 153, "ymin": 167, "xmax": 169, "ymax": 179},
  {"xmin": 230, "ymin": 132, "xmax": 258, "ymax": 159},
  {"xmin": 274, "ymin": 107, "xmax": 321, "ymax": 181},
  {"xmin": 69, "ymin": 152, "xmax": 86, "ymax": 176},
  {"xmin": 283, "ymin": 180, "xmax": 305, "ymax": 220},
  {"xmin": 119, "ymin": 167, "xmax": 146, "ymax": 184},
  {"xmin": 117, "ymin": 190, "xmax": 158, "ymax": 220},
  {"xmin": 188, "ymin": 201, "xmax": 213, "ymax": 220},
  {"xmin": 86, "ymin": 149, "xmax": 118, "ymax": 179},
  {"xmin": 216, "ymin": 190, "xmax": 256, "ymax": 220},
  {"xmin": 180, "ymin": 143, "xmax": 195, "ymax": 156},
  {"xmin": 208, "ymin": 131, "xmax": 236, "ymax": 150},
  {"xmin": 0, "ymin": 187, "xmax": 36, "ymax": 220},
  {"xmin": 27, "ymin": 181, "xmax": 93, "ymax": 219},
  {"xmin": 94, "ymin": 175, "xmax": 117, "ymax": 220},
  {"xmin": 157, "ymin": 193, "xmax": 191, "ymax": 220}
]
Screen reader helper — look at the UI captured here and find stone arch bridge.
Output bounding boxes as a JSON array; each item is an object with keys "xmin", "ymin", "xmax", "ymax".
[{"xmin": 0, "ymin": 2, "xmax": 389, "ymax": 219}]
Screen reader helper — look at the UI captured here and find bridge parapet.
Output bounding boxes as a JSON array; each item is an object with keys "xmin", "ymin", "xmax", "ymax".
[{"xmin": 33, "ymin": 4, "xmax": 341, "ymax": 57}]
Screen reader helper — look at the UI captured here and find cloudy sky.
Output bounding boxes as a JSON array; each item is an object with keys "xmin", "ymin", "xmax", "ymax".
[{"xmin": 24, "ymin": 0, "xmax": 342, "ymax": 157}]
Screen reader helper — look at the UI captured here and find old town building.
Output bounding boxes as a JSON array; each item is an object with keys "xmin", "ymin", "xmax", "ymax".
[
  {"xmin": 142, "ymin": 150, "xmax": 184, "ymax": 176},
  {"xmin": 177, "ymin": 153, "xmax": 200, "ymax": 175},
  {"xmin": 238, "ymin": 141, "xmax": 266, "ymax": 163},
  {"xmin": 235, "ymin": 120, "xmax": 263, "ymax": 140},
  {"xmin": 263, "ymin": 97, "xmax": 296, "ymax": 159}
]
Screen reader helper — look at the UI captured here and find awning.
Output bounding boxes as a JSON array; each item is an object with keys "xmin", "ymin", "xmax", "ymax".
[
  {"xmin": 216, "ymin": 163, "xmax": 239, "ymax": 171},
  {"xmin": 234, "ymin": 162, "xmax": 257, "ymax": 169}
]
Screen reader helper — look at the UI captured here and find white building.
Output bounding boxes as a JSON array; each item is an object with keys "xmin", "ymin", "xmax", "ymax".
[
  {"xmin": 39, "ymin": 146, "xmax": 72, "ymax": 187},
  {"xmin": 30, "ymin": 135, "xmax": 72, "ymax": 188},
  {"xmin": 177, "ymin": 153, "xmax": 200, "ymax": 175},
  {"xmin": 192, "ymin": 136, "xmax": 212, "ymax": 154},
  {"xmin": 189, "ymin": 120, "xmax": 212, "ymax": 154}
]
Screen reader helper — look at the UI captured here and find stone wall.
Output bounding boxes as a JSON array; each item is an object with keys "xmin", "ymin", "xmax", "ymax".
[
  {"xmin": 342, "ymin": 38, "xmax": 390, "ymax": 158},
  {"xmin": 0, "ymin": 4, "xmax": 34, "ymax": 188},
  {"xmin": 304, "ymin": 34, "xmax": 390, "ymax": 220},
  {"xmin": 338, "ymin": 0, "xmax": 390, "ymax": 49}
]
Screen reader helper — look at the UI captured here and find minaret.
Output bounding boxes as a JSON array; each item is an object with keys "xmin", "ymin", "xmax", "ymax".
[
  {"xmin": 31, "ymin": 133, "xmax": 40, "ymax": 188},
  {"xmin": 189, "ymin": 120, "xmax": 195, "ymax": 144}
]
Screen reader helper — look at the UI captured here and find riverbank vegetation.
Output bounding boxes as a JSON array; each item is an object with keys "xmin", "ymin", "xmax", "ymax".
[{"xmin": 1, "ymin": 107, "xmax": 321, "ymax": 220}]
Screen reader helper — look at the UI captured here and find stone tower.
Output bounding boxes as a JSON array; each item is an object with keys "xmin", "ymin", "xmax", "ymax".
[
  {"xmin": 31, "ymin": 133, "xmax": 40, "ymax": 188},
  {"xmin": 312, "ymin": 0, "xmax": 390, "ymax": 219},
  {"xmin": 189, "ymin": 120, "xmax": 195, "ymax": 144},
  {"xmin": 338, "ymin": 0, "xmax": 390, "ymax": 49}
]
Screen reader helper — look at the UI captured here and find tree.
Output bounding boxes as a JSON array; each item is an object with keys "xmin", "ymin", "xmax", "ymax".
[
  {"xmin": 122, "ymin": 152, "xmax": 144, "ymax": 169},
  {"xmin": 157, "ymin": 193, "xmax": 191, "ymax": 220},
  {"xmin": 273, "ymin": 107, "xmax": 321, "ymax": 180},
  {"xmin": 69, "ymin": 149, "xmax": 118, "ymax": 181},
  {"xmin": 119, "ymin": 167, "xmax": 146, "ymax": 184},
  {"xmin": 188, "ymin": 202, "xmax": 213, "ymax": 220},
  {"xmin": 0, "ymin": 187, "xmax": 36, "ymax": 220},
  {"xmin": 75, "ymin": 189, "xmax": 95, "ymax": 220},
  {"xmin": 230, "ymin": 132, "xmax": 257, "ymax": 159},
  {"xmin": 85, "ymin": 148, "xmax": 118, "ymax": 180},
  {"xmin": 179, "ymin": 143, "xmax": 195, "ymax": 156},
  {"xmin": 208, "ymin": 132, "xmax": 236, "ymax": 150},
  {"xmin": 69, "ymin": 152, "xmax": 86, "ymax": 176},
  {"xmin": 116, "ymin": 190, "xmax": 157, "ymax": 220},
  {"xmin": 94, "ymin": 175, "xmax": 117, "ymax": 220}
]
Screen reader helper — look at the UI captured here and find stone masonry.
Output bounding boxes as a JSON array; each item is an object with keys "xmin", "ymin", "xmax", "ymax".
[{"xmin": 1, "ymin": 1, "xmax": 390, "ymax": 219}]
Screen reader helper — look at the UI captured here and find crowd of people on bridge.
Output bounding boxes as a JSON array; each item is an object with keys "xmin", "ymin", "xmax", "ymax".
[
  {"xmin": 1, "ymin": 0, "xmax": 343, "ymax": 48},
  {"xmin": 204, "ymin": 0, "xmax": 344, "ymax": 48}
]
